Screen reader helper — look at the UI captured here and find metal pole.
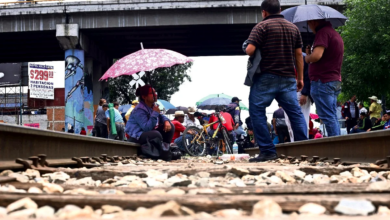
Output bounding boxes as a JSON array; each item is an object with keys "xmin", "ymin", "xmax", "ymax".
[{"xmin": 19, "ymin": 81, "xmax": 22, "ymax": 125}]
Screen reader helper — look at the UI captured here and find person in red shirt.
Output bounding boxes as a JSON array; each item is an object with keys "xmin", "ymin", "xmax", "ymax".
[
  {"xmin": 171, "ymin": 111, "xmax": 186, "ymax": 143},
  {"xmin": 80, "ymin": 127, "xmax": 87, "ymax": 135},
  {"xmin": 208, "ymin": 109, "xmax": 235, "ymax": 134},
  {"xmin": 308, "ymin": 120, "xmax": 315, "ymax": 139}
]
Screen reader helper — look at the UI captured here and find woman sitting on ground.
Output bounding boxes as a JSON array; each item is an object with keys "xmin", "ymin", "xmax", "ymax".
[{"xmin": 125, "ymin": 85, "xmax": 174, "ymax": 148}]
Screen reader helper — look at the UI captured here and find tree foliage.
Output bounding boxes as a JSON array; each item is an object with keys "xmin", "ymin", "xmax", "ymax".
[
  {"xmin": 109, "ymin": 63, "xmax": 192, "ymax": 104},
  {"xmin": 338, "ymin": 0, "xmax": 390, "ymax": 109}
]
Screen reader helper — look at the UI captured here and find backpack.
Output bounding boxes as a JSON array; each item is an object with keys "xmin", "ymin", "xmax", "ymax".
[
  {"xmin": 159, "ymin": 142, "xmax": 172, "ymax": 162},
  {"xmin": 170, "ymin": 145, "xmax": 182, "ymax": 160},
  {"xmin": 141, "ymin": 137, "xmax": 161, "ymax": 159}
]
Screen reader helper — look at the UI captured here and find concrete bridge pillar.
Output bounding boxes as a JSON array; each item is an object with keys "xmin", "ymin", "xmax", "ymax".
[
  {"xmin": 56, "ymin": 24, "xmax": 86, "ymax": 134},
  {"xmin": 63, "ymin": 49, "xmax": 85, "ymax": 134},
  {"xmin": 56, "ymin": 24, "xmax": 110, "ymax": 134}
]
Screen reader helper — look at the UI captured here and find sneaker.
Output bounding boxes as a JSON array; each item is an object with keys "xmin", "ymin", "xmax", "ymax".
[{"xmin": 249, "ymin": 153, "xmax": 278, "ymax": 163}]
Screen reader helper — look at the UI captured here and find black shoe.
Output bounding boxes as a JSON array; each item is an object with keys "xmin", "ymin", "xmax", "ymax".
[{"xmin": 249, "ymin": 153, "xmax": 278, "ymax": 163}]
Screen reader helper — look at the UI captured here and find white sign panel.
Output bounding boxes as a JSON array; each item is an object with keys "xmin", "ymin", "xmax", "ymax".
[{"xmin": 28, "ymin": 61, "xmax": 65, "ymax": 100}]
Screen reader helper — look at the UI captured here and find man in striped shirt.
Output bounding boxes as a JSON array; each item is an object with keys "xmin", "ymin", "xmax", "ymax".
[{"xmin": 245, "ymin": 0, "xmax": 308, "ymax": 162}]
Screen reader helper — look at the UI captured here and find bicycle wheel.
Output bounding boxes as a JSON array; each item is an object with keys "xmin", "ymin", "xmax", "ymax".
[
  {"xmin": 182, "ymin": 126, "xmax": 207, "ymax": 156},
  {"xmin": 221, "ymin": 127, "xmax": 233, "ymax": 154},
  {"xmin": 208, "ymin": 137, "xmax": 222, "ymax": 156}
]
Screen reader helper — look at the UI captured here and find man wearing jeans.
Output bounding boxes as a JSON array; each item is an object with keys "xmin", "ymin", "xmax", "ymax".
[
  {"xmin": 105, "ymin": 102, "xmax": 125, "ymax": 141},
  {"xmin": 245, "ymin": 0, "xmax": 307, "ymax": 162},
  {"xmin": 305, "ymin": 19, "xmax": 344, "ymax": 137},
  {"xmin": 343, "ymin": 95, "xmax": 359, "ymax": 134}
]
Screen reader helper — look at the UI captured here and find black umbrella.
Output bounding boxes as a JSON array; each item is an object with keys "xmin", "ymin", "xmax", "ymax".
[
  {"xmin": 197, "ymin": 97, "xmax": 230, "ymax": 110},
  {"xmin": 165, "ymin": 106, "xmax": 188, "ymax": 115}
]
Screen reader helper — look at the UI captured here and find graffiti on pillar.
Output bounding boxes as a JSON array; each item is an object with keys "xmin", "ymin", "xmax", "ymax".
[
  {"xmin": 64, "ymin": 50, "xmax": 85, "ymax": 134},
  {"xmin": 83, "ymin": 61, "xmax": 94, "ymax": 136}
]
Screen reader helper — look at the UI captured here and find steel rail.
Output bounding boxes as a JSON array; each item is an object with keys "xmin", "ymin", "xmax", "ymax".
[
  {"xmin": 0, "ymin": 123, "xmax": 139, "ymax": 170},
  {"xmin": 245, "ymin": 129, "xmax": 390, "ymax": 163}
]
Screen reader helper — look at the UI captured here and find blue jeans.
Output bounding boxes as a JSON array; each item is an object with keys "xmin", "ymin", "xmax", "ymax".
[
  {"xmin": 174, "ymin": 134, "xmax": 193, "ymax": 152},
  {"xmin": 233, "ymin": 125, "xmax": 246, "ymax": 142},
  {"xmin": 249, "ymin": 74, "xmax": 308, "ymax": 155},
  {"xmin": 311, "ymin": 80, "xmax": 341, "ymax": 137},
  {"xmin": 350, "ymin": 128, "xmax": 366, "ymax": 133}
]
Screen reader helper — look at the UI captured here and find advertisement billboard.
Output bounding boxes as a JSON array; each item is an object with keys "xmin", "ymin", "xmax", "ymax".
[
  {"xmin": 28, "ymin": 61, "xmax": 65, "ymax": 100},
  {"xmin": 0, "ymin": 63, "xmax": 22, "ymax": 87}
]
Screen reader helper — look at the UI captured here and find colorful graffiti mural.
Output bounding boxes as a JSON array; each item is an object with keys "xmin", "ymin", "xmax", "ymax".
[
  {"xmin": 64, "ymin": 50, "xmax": 85, "ymax": 134},
  {"xmin": 83, "ymin": 61, "xmax": 94, "ymax": 135}
]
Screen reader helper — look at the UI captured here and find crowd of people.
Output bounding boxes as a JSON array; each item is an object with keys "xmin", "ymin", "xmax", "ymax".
[
  {"xmin": 68, "ymin": 0, "xmax": 389, "ymax": 163},
  {"xmin": 89, "ymin": 84, "xmax": 251, "ymax": 158},
  {"xmin": 342, "ymin": 95, "xmax": 389, "ymax": 134}
]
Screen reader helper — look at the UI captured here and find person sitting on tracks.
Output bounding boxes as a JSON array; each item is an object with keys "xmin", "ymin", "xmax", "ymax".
[
  {"xmin": 383, "ymin": 111, "xmax": 390, "ymax": 130},
  {"xmin": 171, "ymin": 111, "xmax": 188, "ymax": 151},
  {"xmin": 183, "ymin": 107, "xmax": 202, "ymax": 129},
  {"xmin": 125, "ymin": 100, "xmax": 139, "ymax": 122},
  {"xmin": 273, "ymin": 105, "xmax": 290, "ymax": 143},
  {"xmin": 367, "ymin": 115, "xmax": 386, "ymax": 131},
  {"xmin": 105, "ymin": 102, "xmax": 125, "ymax": 141},
  {"xmin": 243, "ymin": 129, "xmax": 256, "ymax": 149},
  {"xmin": 350, "ymin": 111, "xmax": 372, "ymax": 134},
  {"xmin": 208, "ymin": 106, "xmax": 235, "ymax": 140},
  {"xmin": 125, "ymin": 85, "xmax": 174, "ymax": 150},
  {"xmin": 80, "ymin": 127, "xmax": 87, "ymax": 135},
  {"xmin": 226, "ymin": 97, "xmax": 246, "ymax": 139},
  {"xmin": 314, "ymin": 129, "xmax": 323, "ymax": 139}
]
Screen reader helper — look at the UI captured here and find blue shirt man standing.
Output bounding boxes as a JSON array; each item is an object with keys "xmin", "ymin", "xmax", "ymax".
[
  {"xmin": 245, "ymin": 0, "xmax": 308, "ymax": 162},
  {"xmin": 105, "ymin": 102, "xmax": 125, "ymax": 141}
]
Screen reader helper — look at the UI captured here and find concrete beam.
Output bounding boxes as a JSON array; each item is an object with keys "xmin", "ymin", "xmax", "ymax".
[
  {"xmin": 56, "ymin": 24, "xmax": 79, "ymax": 50},
  {"xmin": 0, "ymin": 0, "xmax": 345, "ymax": 33},
  {"xmin": 0, "ymin": 7, "xmax": 262, "ymax": 32},
  {"xmin": 0, "ymin": 0, "xmax": 345, "ymax": 16},
  {"xmin": 55, "ymin": 24, "xmax": 110, "ymax": 66}
]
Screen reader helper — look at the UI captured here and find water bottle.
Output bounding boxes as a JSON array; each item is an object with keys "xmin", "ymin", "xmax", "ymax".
[
  {"xmin": 233, "ymin": 142, "xmax": 238, "ymax": 155},
  {"xmin": 219, "ymin": 114, "xmax": 226, "ymax": 124}
]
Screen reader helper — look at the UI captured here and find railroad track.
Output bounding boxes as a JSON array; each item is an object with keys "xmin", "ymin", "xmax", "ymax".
[
  {"xmin": 246, "ymin": 129, "xmax": 390, "ymax": 164},
  {"xmin": 1, "ymin": 123, "xmax": 390, "ymax": 219},
  {"xmin": 0, "ymin": 160, "xmax": 390, "ymax": 218},
  {"xmin": 1, "ymin": 123, "xmax": 390, "ymax": 170},
  {"xmin": 0, "ymin": 123, "xmax": 139, "ymax": 170}
]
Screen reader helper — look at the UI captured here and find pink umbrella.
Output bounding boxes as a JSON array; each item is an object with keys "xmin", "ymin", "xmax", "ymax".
[
  {"xmin": 99, "ymin": 48, "xmax": 193, "ymax": 81},
  {"xmin": 310, "ymin": 113, "xmax": 319, "ymax": 120}
]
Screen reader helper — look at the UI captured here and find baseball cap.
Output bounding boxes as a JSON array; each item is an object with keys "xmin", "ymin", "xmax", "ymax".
[
  {"xmin": 132, "ymin": 100, "xmax": 139, "ymax": 105},
  {"xmin": 232, "ymin": 97, "xmax": 241, "ymax": 102}
]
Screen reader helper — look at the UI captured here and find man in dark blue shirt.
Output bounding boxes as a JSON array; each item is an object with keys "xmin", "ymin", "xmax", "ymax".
[{"xmin": 227, "ymin": 97, "xmax": 245, "ymax": 140}]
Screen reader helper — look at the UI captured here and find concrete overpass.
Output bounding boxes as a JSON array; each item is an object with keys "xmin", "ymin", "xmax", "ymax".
[
  {"xmin": 0, "ymin": 0, "xmax": 345, "ymax": 133},
  {"xmin": 0, "ymin": 0, "xmax": 345, "ymax": 61}
]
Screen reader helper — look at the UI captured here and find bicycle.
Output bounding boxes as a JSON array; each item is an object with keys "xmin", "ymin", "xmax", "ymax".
[{"xmin": 181, "ymin": 111, "xmax": 233, "ymax": 156}]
